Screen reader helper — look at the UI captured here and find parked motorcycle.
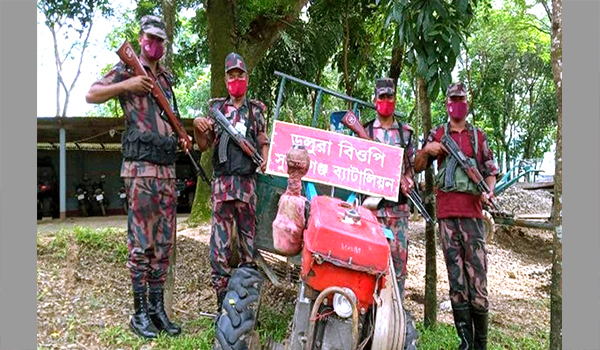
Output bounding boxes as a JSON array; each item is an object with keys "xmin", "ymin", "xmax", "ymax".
[
  {"xmin": 75, "ymin": 181, "xmax": 91, "ymax": 217},
  {"xmin": 38, "ymin": 181, "xmax": 56, "ymax": 218},
  {"xmin": 118, "ymin": 186, "xmax": 128, "ymax": 214},
  {"xmin": 90, "ymin": 173, "xmax": 109, "ymax": 216}
]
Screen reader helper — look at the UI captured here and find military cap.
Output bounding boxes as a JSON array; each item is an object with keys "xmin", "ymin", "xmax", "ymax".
[
  {"xmin": 140, "ymin": 15, "xmax": 167, "ymax": 40},
  {"xmin": 446, "ymin": 82, "xmax": 467, "ymax": 97},
  {"xmin": 375, "ymin": 78, "xmax": 395, "ymax": 97},
  {"xmin": 225, "ymin": 52, "xmax": 247, "ymax": 73}
]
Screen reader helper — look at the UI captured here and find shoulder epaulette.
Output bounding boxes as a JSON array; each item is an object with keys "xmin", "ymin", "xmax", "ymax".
[
  {"xmin": 402, "ymin": 124, "xmax": 414, "ymax": 133},
  {"xmin": 250, "ymin": 99, "xmax": 267, "ymax": 113},
  {"xmin": 207, "ymin": 97, "xmax": 226, "ymax": 109}
]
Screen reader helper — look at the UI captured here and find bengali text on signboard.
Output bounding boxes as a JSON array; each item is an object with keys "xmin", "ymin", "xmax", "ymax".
[{"xmin": 265, "ymin": 121, "xmax": 404, "ymax": 201}]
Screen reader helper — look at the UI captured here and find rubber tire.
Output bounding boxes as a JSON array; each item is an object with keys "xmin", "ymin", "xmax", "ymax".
[
  {"xmin": 42, "ymin": 197, "xmax": 52, "ymax": 218},
  {"xmin": 100, "ymin": 202, "xmax": 106, "ymax": 216},
  {"xmin": 214, "ymin": 266, "xmax": 264, "ymax": 350},
  {"xmin": 403, "ymin": 310, "xmax": 419, "ymax": 350},
  {"xmin": 123, "ymin": 200, "xmax": 128, "ymax": 215},
  {"xmin": 79, "ymin": 201, "xmax": 89, "ymax": 217},
  {"xmin": 482, "ymin": 210, "xmax": 495, "ymax": 244}
]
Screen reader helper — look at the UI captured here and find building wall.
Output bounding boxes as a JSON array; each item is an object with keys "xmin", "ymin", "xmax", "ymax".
[
  {"xmin": 37, "ymin": 149, "xmax": 196, "ymax": 217},
  {"xmin": 38, "ymin": 149, "xmax": 125, "ymax": 216}
]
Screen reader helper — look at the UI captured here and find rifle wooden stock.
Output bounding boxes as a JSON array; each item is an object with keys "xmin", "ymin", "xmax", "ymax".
[
  {"xmin": 341, "ymin": 111, "xmax": 370, "ymax": 139},
  {"xmin": 116, "ymin": 41, "xmax": 210, "ymax": 185}
]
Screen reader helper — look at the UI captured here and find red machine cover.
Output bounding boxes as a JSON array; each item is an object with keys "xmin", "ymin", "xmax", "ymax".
[{"xmin": 303, "ymin": 196, "xmax": 390, "ymax": 275}]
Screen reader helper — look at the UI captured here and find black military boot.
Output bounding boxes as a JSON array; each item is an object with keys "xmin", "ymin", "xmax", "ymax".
[
  {"xmin": 471, "ymin": 308, "xmax": 488, "ymax": 350},
  {"xmin": 148, "ymin": 285, "xmax": 182, "ymax": 336},
  {"xmin": 216, "ymin": 289, "xmax": 227, "ymax": 314},
  {"xmin": 452, "ymin": 303, "xmax": 473, "ymax": 350},
  {"xmin": 129, "ymin": 286, "xmax": 159, "ymax": 339}
]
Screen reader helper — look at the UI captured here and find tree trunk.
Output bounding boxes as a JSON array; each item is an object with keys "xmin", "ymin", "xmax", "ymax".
[
  {"xmin": 190, "ymin": 0, "xmax": 310, "ymax": 224},
  {"xmin": 343, "ymin": 8, "xmax": 352, "ymax": 96},
  {"xmin": 207, "ymin": 0, "xmax": 236, "ymax": 98},
  {"xmin": 389, "ymin": 30, "xmax": 404, "ymax": 90},
  {"xmin": 465, "ymin": 49, "xmax": 476, "ymax": 125},
  {"xmin": 419, "ymin": 78, "xmax": 437, "ymax": 327},
  {"xmin": 189, "ymin": 0, "xmax": 238, "ymax": 228},
  {"xmin": 550, "ymin": 0, "xmax": 562, "ymax": 348},
  {"xmin": 162, "ymin": 0, "xmax": 175, "ymax": 73},
  {"xmin": 161, "ymin": 0, "xmax": 177, "ymax": 319}
]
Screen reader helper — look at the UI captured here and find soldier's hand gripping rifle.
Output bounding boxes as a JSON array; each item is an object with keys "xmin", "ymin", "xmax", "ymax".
[
  {"xmin": 341, "ymin": 112, "xmax": 435, "ymax": 225},
  {"xmin": 440, "ymin": 134, "xmax": 502, "ymax": 212},
  {"xmin": 208, "ymin": 108, "xmax": 264, "ymax": 168},
  {"xmin": 116, "ymin": 41, "xmax": 210, "ymax": 185}
]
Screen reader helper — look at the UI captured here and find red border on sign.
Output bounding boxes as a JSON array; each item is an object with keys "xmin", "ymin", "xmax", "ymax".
[{"xmin": 266, "ymin": 120, "xmax": 404, "ymax": 201}]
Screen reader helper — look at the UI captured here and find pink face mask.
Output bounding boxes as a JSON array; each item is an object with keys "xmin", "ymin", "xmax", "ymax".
[
  {"xmin": 446, "ymin": 100, "xmax": 469, "ymax": 121},
  {"xmin": 227, "ymin": 78, "xmax": 248, "ymax": 98},
  {"xmin": 375, "ymin": 99, "xmax": 395, "ymax": 118},
  {"xmin": 141, "ymin": 38, "xmax": 164, "ymax": 61}
]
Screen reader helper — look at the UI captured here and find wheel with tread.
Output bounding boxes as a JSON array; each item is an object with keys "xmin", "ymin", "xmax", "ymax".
[{"xmin": 214, "ymin": 266, "xmax": 264, "ymax": 350}]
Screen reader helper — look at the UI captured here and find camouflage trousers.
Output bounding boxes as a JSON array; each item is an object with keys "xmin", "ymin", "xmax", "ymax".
[
  {"xmin": 438, "ymin": 218, "xmax": 489, "ymax": 311},
  {"xmin": 210, "ymin": 200, "xmax": 256, "ymax": 294},
  {"xmin": 376, "ymin": 214, "xmax": 409, "ymax": 299},
  {"xmin": 124, "ymin": 177, "xmax": 177, "ymax": 289}
]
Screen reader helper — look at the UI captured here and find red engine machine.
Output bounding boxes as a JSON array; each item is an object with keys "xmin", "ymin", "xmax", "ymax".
[
  {"xmin": 283, "ymin": 195, "xmax": 405, "ymax": 350},
  {"xmin": 301, "ymin": 196, "xmax": 389, "ymax": 311}
]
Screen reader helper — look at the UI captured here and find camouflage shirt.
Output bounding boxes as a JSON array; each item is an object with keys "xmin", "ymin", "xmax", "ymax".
[
  {"xmin": 209, "ymin": 97, "xmax": 268, "ymax": 205},
  {"xmin": 366, "ymin": 117, "xmax": 415, "ymax": 218},
  {"xmin": 423, "ymin": 123, "xmax": 499, "ymax": 218},
  {"xmin": 93, "ymin": 56, "xmax": 177, "ymax": 179}
]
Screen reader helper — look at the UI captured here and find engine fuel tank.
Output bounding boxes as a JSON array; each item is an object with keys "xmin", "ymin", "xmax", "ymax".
[{"xmin": 301, "ymin": 196, "xmax": 390, "ymax": 309}]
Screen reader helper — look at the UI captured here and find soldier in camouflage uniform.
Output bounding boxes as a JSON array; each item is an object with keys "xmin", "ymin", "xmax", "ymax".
[
  {"xmin": 86, "ymin": 16, "xmax": 181, "ymax": 339},
  {"xmin": 193, "ymin": 53, "xmax": 270, "ymax": 312},
  {"xmin": 363, "ymin": 78, "xmax": 419, "ymax": 347},
  {"xmin": 414, "ymin": 82, "xmax": 498, "ymax": 350}
]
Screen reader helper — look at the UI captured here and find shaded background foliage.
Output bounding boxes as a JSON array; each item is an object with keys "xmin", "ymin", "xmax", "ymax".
[
  {"xmin": 85, "ymin": 0, "xmax": 556, "ymax": 172},
  {"xmin": 82, "ymin": 0, "xmax": 557, "ymax": 235}
]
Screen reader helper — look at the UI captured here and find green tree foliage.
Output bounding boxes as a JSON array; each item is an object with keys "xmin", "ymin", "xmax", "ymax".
[
  {"xmin": 83, "ymin": 0, "xmax": 557, "ymax": 225},
  {"xmin": 381, "ymin": 0, "xmax": 482, "ymax": 99},
  {"xmin": 39, "ymin": 0, "xmax": 113, "ymax": 117},
  {"xmin": 460, "ymin": 0, "xmax": 556, "ymax": 171}
]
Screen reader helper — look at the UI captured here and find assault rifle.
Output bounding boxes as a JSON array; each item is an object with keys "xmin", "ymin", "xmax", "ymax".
[
  {"xmin": 208, "ymin": 108, "xmax": 264, "ymax": 167},
  {"xmin": 440, "ymin": 134, "xmax": 502, "ymax": 212},
  {"xmin": 341, "ymin": 111, "xmax": 435, "ymax": 225},
  {"xmin": 116, "ymin": 41, "xmax": 210, "ymax": 185}
]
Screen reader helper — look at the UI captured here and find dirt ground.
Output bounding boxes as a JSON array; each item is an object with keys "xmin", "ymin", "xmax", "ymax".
[{"xmin": 37, "ymin": 189, "xmax": 552, "ymax": 349}]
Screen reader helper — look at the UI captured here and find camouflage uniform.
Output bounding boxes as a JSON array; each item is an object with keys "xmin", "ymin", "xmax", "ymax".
[
  {"xmin": 422, "ymin": 110, "xmax": 498, "ymax": 311},
  {"xmin": 419, "ymin": 82, "xmax": 498, "ymax": 349},
  {"xmin": 364, "ymin": 78, "xmax": 416, "ymax": 299},
  {"xmin": 208, "ymin": 53, "xmax": 270, "ymax": 295},
  {"xmin": 92, "ymin": 26, "xmax": 178, "ymax": 289}
]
